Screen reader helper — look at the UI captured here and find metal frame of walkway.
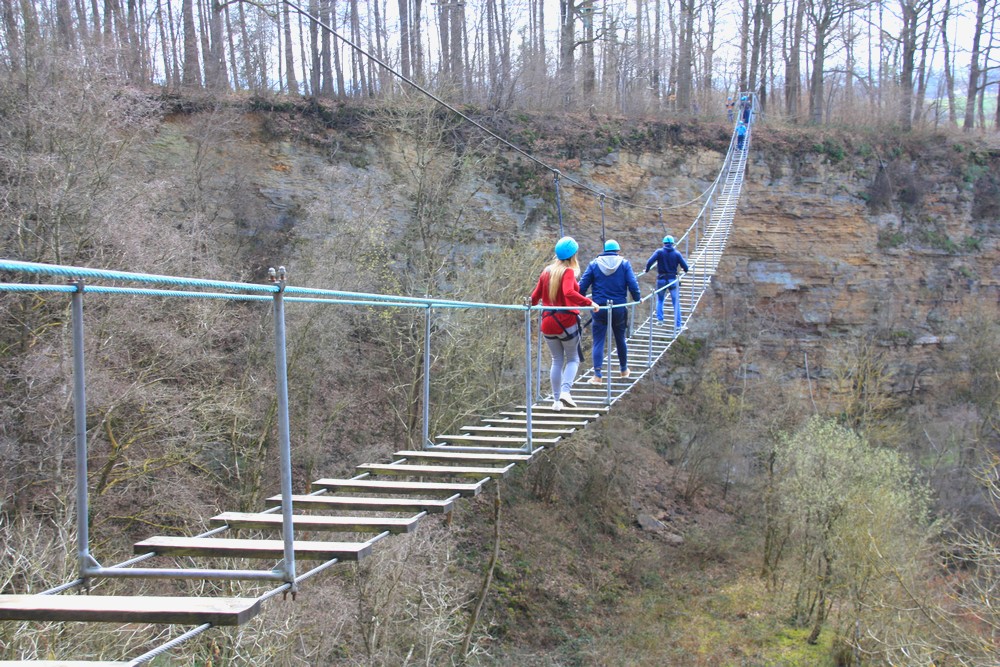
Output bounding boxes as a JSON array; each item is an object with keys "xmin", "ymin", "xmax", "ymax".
[{"xmin": 0, "ymin": 100, "xmax": 754, "ymax": 665}]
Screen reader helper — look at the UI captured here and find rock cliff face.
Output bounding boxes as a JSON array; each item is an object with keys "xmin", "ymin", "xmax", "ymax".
[
  {"xmin": 215, "ymin": 110, "xmax": 998, "ymax": 406},
  {"xmin": 535, "ymin": 131, "xmax": 999, "ymax": 405}
]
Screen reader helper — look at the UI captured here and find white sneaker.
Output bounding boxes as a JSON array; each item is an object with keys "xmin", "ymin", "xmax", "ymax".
[
  {"xmin": 588, "ymin": 375, "xmax": 604, "ymax": 385},
  {"xmin": 551, "ymin": 400, "xmax": 562, "ymax": 411},
  {"xmin": 560, "ymin": 393, "xmax": 578, "ymax": 408},
  {"xmin": 620, "ymin": 368, "xmax": 631, "ymax": 379}
]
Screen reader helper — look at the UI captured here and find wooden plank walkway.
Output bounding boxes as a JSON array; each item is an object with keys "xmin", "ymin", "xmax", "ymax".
[{"xmin": 0, "ymin": 310, "xmax": 665, "ymax": 662}]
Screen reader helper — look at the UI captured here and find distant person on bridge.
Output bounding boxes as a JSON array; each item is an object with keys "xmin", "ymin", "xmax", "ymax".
[
  {"xmin": 740, "ymin": 95, "xmax": 752, "ymax": 124},
  {"xmin": 579, "ymin": 239, "xmax": 641, "ymax": 383},
  {"xmin": 645, "ymin": 235, "xmax": 689, "ymax": 335},
  {"xmin": 736, "ymin": 122, "xmax": 747, "ymax": 150},
  {"xmin": 725, "ymin": 96, "xmax": 735, "ymax": 122},
  {"xmin": 531, "ymin": 236, "xmax": 600, "ymax": 410}
]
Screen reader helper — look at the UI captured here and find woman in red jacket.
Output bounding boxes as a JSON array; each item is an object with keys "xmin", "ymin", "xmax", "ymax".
[{"xmin": 530, "ymin": 236, "xmax": 600, "ymax": 410}]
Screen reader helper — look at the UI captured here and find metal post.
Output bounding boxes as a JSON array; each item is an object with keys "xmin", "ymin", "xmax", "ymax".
[
  {"xmin": 70, "ymin": 279, "xmax": 97, "ymax": 582},
  {"xmin": 599, "ymin": 193, "xmax": 607, "ymax": 244},
  {"xmin": 604, "ymin": 300, "xmax": 613, "ymax": 405},
  {"xmin": 553, "ymin": 171, "xmax": 564, "ymax": 238},
  {"xmin": 523, "ymin": 298, "xmax": 533, "ymax": 454},
  {"xmin": 269, "ymin": 266, "xmax": 297, "ymax": 592},
  {"xmin": 535, "ymin": 309, "xmax": 543, "ymax": 404},
  {"xmin": 422, "ymin": 300, "xmax": 432, "ymax": 450},
  {"xmin": 648, "ymin": 287, "xmax": 655, "ymax": 366}
]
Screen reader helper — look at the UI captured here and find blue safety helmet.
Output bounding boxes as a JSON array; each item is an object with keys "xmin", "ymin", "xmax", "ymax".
[
  {"xmin": 663, "ymin": 235, "xmax": 675, "ymax": 245},
  {"xmin": 554, "ymin": 236, "xmax": 579, "ymax": 260},
  {"xmin": 741, "ymin": 95, "xmax": 747, "ymax": 101},
  {"xmin": 604, "ymin": 239, "xmax": 620, "ymax": 252}
]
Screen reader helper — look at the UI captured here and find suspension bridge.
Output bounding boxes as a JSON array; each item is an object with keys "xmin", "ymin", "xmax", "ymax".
[{"xmin": 0, "ymin": 101, "xmax": 754, "ymax": 664}]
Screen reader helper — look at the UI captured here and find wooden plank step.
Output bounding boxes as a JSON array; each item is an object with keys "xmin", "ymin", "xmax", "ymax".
[
  {"xmin": 392, "ymin": 450, "xmax": 533, "ymax": 464},
  {"xmin": 266, "ymin": 494, "xmax": 455, "ymax": 513},
  {"xmin": 356, "ymin": 463, "xmax": 513, "ymax": 479},
  {"xmin": 520, "ymin": 404, "xmax": 609, "ymax": 413},
  {"xmin": 210, "ymin": 511, "xmax": 419, "ymax": 534},
  {"xmin": 482, "ymin": 418, "xmax": 587, "ymax": 426},
  {"xmin": 0, "ymin": 594, "xmax": 260, "ymax": 626},
  {"xmin": 310, "ymin": 478, "xmax": 484, "ymax": 497},
  {"xmin": 133, "ymin": 536, "xmax": 371, "ymax": 561},
  {"xmin": 499, "ymin": 410, "xmax": 601, "ymax": 420},
  {"xmin": 459, "ymin": 425, "xmax": 574, "ymax": 435},
  {"xmin": 436, "ymin": 434, "xmax": 558, "ymax": 445}
]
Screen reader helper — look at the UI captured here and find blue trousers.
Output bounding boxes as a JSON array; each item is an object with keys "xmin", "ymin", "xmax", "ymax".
[
  {"xmin": 656, "ymin": 277, "xmax": 683, "ymax": 329},
  {"xmin": 592, "ymin": 308, "xmax": 629, "ymax": 376}
]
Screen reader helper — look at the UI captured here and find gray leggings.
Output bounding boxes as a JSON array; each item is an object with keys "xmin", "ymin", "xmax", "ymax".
[{"xmin": 544, "ymin": 327, "xmax": 580, "ymax": 400}]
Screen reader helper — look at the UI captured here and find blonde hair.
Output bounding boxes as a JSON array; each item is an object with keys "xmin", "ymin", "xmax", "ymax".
[{"xmin": 545, "ymin": 256, "xmax": 580, "ymax": 303}]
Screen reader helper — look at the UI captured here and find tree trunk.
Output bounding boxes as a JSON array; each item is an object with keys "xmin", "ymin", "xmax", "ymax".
[
  {"xmin": 398, "ymin": 0, "xmax": 410, "ymax": 79},
  {"xmin": 653, "ymin": 0, "xmax": 662, "ymax": 102},
  {"xmin": 55, "ymin": 0, "xmax": 75, "ymax": 48},
  {"xmin": 940, "ymin": 0, "xmax": 956, "ymax": 125},
  {"xmin": 451, "ymin": 2, "xmax": 465, "ymax": 94},
  {"xmin": 413, "ymin": 0, "xmax": 425, "ymax": 81},
  {"xmin": 739, "ymin": 0, "xmax": 749, "ymax": 90},
  {"xmin": 180, "ymin": 0, "xmax": 201, "ymax": 87},
  {"xmin": 321, "ymin": 0, "xmax": 334, "ymax": 95},
  {"xmin": 898, "ymin": 0, "xmax": 918, "ymax": 130},
  {"xmin": 559, "ymin": 0, "xmax": 575, "ymax": 107},
  {"xmin": 156, "ymin": 0, "xmax": 172, "ymax": 84},
  {"xmin": 962, "ymin": 0, "xmax": 985, "ymax": 131},
  {"xmin": 808, "ymin": 16, "xmax": 828, "ymax": 124},
  {"xmin": 224, "ymin": 4, "xmax": 239, "ymax": 89},
  {"xmin": 334, "ymin": 0, "xmax": 345, "ymax": 97},
  {"xmin": 788, "ymin": 0, "xmax": 805, "ymax": 119},
  {"xmin": 3, "ymin": 0, "xmax": 22, "ymax": 70},
  {"xmin": 913, "ymin": 0, "xmax": 935, "ymax": 125},
  {"xmin": 282, "ymin": 0, "xmax": 297, "ymax": 93},
  {"xmin": 237, "ymin": 0, "xmax": 255, "ymax": 89},
  {"xmin": 703, "ymin": 0, "xmax": 717, "ymax": 100},
  {"xmin": 582, "ymin": 0, "xmax": 595, "ymax": 98},
  {"xmin": 676, "ymin": 0, "xmax": 693, "ymax": 112},
  {"xmin": 350, "ymin": 0, "xmax": 367, "ymax": 96},
  {"xmin": 309, "ymin": 0, "xmax": 320, "ymax": 95},
  {"xmin": 206, "ymin": 0, "xmax": 227, "ymax": 90},
  {"xmin": 758, "ymin": 0, "xmax": 770, "ymax": 112}
]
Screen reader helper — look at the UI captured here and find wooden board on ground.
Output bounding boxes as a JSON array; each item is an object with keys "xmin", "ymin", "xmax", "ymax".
[{"xmin": 0, "ymin": 595, "xmax": 260, "ymax": 626}]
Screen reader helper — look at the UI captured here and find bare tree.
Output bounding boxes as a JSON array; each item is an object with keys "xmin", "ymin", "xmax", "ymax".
[{"xmin": 807, "ymin": 0, "xmax": 859, "ymax": 123}]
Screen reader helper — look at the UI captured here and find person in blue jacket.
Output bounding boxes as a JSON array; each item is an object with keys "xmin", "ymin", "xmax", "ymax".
[
  {"xmin": 736, "ymin": 122, "xmax": 747, "ymax": 150},
  {"xmin": 579, "ymin": 239, "xmax": 641, "ymax": 382},
  {"xmin": 645, "ymin": 235, "xmax": 689, "ymax": 334}
]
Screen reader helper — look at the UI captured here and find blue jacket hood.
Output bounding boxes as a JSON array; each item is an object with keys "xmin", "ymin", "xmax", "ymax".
[{"xmin": 579, "ymin": 252, "xmax": 641, "ymax": 305}]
